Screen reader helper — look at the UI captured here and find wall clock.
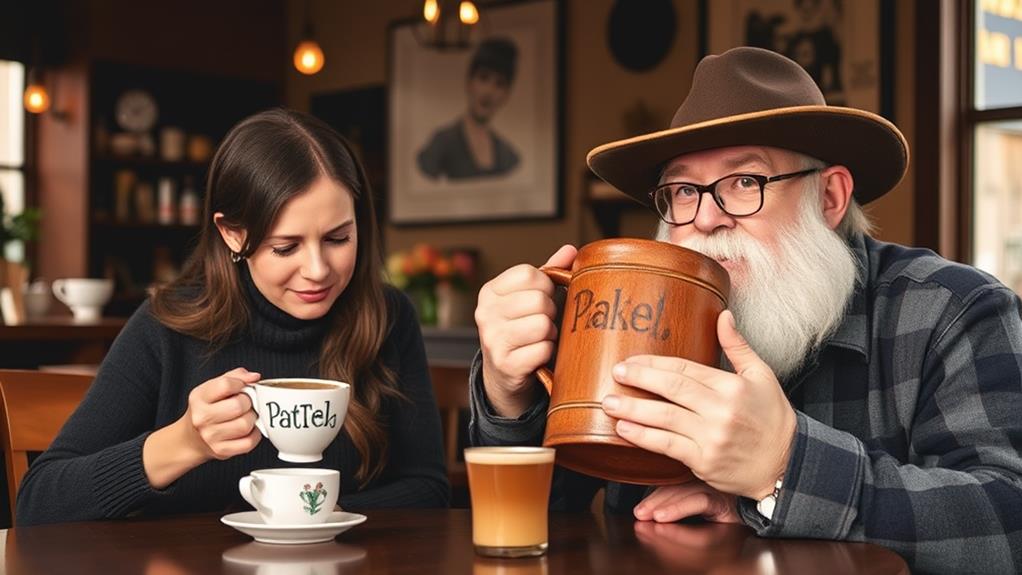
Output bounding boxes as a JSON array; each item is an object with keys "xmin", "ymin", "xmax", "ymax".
[{"xmin": 115, "ymin": 89, "xmax": 159, "ymax": 133}]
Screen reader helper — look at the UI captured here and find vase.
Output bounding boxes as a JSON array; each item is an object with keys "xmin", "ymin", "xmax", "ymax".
[
  {"xmin": 435, "ymin": 282, "xmax": 474, "ymax": 329},
  {"xmin": 408, "ymin": 285, "xmax": 438, "ymax": 326}
]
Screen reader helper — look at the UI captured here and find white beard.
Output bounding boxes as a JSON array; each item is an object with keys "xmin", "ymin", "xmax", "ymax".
[{"xmin": 657, "ymin": 190, "xmax": 860, "ymax": 381}]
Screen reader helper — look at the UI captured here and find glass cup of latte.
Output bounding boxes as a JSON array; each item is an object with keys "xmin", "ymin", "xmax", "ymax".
[{"xmin": 465, "ymin": 446, "xmax": 556, "ymax": 558}]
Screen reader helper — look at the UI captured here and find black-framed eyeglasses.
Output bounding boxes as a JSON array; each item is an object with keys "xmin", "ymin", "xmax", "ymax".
[{"xmin": 648, "ymin": 168, "xmax": 822, "ymax": 226}]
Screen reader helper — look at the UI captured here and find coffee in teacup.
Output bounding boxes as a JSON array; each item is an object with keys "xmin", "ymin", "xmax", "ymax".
[
  {"xmin": 242, "ymin": 378, "xmax": 351, "ymax": 462},
  {"xmin": 260, "ymin": 381, "xmax": 338, "ymax": 390},
  {"xmin": 239, "ymin": 468, "xmax": 340, "ymax": 525}
]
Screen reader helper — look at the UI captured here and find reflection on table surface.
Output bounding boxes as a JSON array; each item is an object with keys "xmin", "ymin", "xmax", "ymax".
[{"xmin": 3, "ymin": 509, "xmax": 908, "ymax": 574}]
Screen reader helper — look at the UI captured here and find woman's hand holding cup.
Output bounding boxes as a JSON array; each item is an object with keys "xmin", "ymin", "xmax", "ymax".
[
  {"xmin": 476, "ymin": 245, "xmax": 576, "ymax": 418},
  {"xmin": 143, "ymin": 367, "xmax": 263, "ymax": 489},
  {"xmin": 183, "ymin": 367, "xmax": 264, "ymax": 461}
]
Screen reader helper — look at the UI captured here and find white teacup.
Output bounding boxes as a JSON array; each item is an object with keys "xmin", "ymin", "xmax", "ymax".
[
  {"xmin": 239, "ymin": 468, "xmax": 340, "ymax": 525},
  {"xmin": 52, "ymin": 278, "xmax": 113, "ymax": 322},
  {"xmin": 241, "ymin": 378, "xmax": 351, "ymax": 463}
]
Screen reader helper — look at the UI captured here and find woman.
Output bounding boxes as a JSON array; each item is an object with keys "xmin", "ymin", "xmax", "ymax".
[{"xmin": 17, "ymin": 109, "xmax": 449, "ymax": 525}]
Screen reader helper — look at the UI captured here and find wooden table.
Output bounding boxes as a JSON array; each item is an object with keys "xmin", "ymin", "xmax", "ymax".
[
  {"xmin": 3, "ymin": 509, "xmax": 908, "ymax": 574},
  {"xmin": 0, "ymin": 317, "xmax": 126, "ymax": 369}
]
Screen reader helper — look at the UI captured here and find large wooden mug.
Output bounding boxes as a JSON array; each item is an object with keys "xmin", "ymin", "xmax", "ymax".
[{"xmin": 537, "ymin": 238, "xmax": 730, "ymax": 485}]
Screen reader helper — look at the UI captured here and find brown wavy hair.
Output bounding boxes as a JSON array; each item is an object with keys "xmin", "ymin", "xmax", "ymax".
[{"xmin": 151, "ymin": 109, "xmax": 400, "ymax": 484}]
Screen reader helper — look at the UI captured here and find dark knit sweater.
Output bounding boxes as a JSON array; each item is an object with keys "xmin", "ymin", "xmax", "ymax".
[{"xmin": 16, "ymin": 275, "xmax": 449, "ymax": 526}]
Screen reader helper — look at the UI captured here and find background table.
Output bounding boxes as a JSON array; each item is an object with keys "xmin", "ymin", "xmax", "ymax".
[
  {"xmin": 0, "ymin": 317, "xmax": 126, "ymax": 369},
  {"xmin": 3, "ymin": 508, "xmax": 909, "ymax": 574}
]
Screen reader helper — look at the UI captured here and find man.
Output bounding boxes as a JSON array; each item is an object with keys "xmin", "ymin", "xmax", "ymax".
[
  {"xmin": 470, "ymin": 47, "xmax": 1022, "ymax": 573},
  {"xmin": 417, "ymin": 37, "xmax": 520, "ymax": 180}
]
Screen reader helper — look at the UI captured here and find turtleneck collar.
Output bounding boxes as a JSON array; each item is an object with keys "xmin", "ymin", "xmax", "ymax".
[{"xmin": 239, "ymin": 264, "xmax": 332, "ymax": 351}]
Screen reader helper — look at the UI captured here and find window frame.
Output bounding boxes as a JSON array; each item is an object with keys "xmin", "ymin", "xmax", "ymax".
[
  {"xmin": 960, "ymin": 1, "xmax": 1022, "ymax": 278},
  {"xmin": 0, "ymin": 59, "xmax": 36, "ymax": 263}
]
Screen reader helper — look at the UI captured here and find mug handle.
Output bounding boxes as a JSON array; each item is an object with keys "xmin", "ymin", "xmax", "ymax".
[
  {"xmin": 51, "ymin": 279, "xmax": 67, "ymax": 304},
  {"xmin": 534, "ymin": 266, "xmax": 572, "ymax": 395},
  {"xmin": 238, "ymin": 475, "xmax": 272, "ymax": 519},
  {"xmin": 240, "ymin": 386, "xmax": 269, "ymax": 437}
]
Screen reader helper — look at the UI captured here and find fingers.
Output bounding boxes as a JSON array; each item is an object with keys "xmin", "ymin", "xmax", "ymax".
[
  {"xmin": 603, "ymin": 394, "xmax": 701, "ymax": 440},
  {"xmin": 649, "ymin": 491, "xmax": 716, "ymax": 523},
  {"xmin": 502, "ymin": 341, "xmax": 556, "ymax": 377},
  {"xmin": 201, "ymin": 410, "xmax": 257, "ymax": 444},
  {"xmin": 615, "ymin": 419, "xmax": 699, "ymax": 467},
  {"xmin": 542, "ymin": 244, "xmax": 577, "ymax": 269},
  {"xmin": 497, "ymin": 290, "xmax": 558, "ymax": 322},
  {"xmin": 611, "ymin": 360, "xmax": 715, "ymax": 406},
  {"xmin": 635, "ymin": 485, "xmax": 735, "ymax": 524},
  {"xmin": 477, "ymin": 260, "xmax": 563, "ymax": 396},
  {"xmin": 621, "ymin": 355, "xmax": 719, "ymax": 384},
  {"xmin": 192, "ymin": 368, "xmax": 262, "ymax": 404},
  {"xmin": 634, "ymin": 483, "xmax": 699, "ymax": 520},
  {"xmin": 636, "ymin": 487, "xmax": 709, "ymax": 523},
  {"xmin": 189, "ymin": 368, "xmax": 260, "ymax": 431},
  {"xmin": 205, "ymin": 426, "xmax": 262, "ymax": 460},
  {"xmin": 191, "ymin": 387, "xmax": 254, "ymax": 427},
  {"xmin": 486, "ymin": 264, "xmax": 558, "ymax": 298},
  {"xmin": 716, "ymin": 310, "xmax": 770, "ymax": 378},
  {"xmin": 501, "ymin": 314, "xmax": 558, "ymax": 348}
]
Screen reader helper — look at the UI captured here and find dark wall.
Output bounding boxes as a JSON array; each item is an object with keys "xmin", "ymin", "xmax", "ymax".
[{"xmin": 3, "ymin": 0, "xmax": 287, "ymax": 84}]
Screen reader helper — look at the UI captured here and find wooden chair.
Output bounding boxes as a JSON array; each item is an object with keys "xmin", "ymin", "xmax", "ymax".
[
  {"xmin": 430, "ymin": 365, "xmax": 471, "ymax": 489},
  {"xmin": 0, "ymin": 369, "xmax": 92, "ymax": 523}
]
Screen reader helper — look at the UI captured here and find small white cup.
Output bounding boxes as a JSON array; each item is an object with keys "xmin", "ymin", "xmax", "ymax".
[
  {"xmin": 239, "ymin": 468, "xmax": 340, "ymax": 525},
  {"xmin": 52, "ymin": 278, "xmax": 113, "ymax": 323},
  {"xmin": 241, "ymin": 378, "xmax": 351, "ymax": 463}
]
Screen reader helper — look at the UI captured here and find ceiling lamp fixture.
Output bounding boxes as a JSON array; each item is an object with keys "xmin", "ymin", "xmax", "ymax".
[
  {"xmin": 416, "ymin": 0, "xmax": 481, "ymax": 51},
  {"xmin": 23, "ymin": 68, "xmax": 50, "ymax": 114},
  {"xmin": 293, "ymin": 0, "xmax": 325, "ymax": 75}
]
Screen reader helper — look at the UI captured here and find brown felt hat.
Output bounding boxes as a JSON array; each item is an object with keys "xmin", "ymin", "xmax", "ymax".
[{"xmin": 586, "ymin": 47, "xmax": 909, "ymax": 207}]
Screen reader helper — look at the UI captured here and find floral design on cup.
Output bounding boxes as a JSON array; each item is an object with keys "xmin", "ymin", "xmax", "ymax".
[{"xmin": 301, "ymin": 482, "xmax": 328, "ymax": 515}]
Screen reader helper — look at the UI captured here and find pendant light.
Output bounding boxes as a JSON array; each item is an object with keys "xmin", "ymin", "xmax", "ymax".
[
  {"xmin": 293, "ymin": 0, "xmax": 325, "ymax": 75},
  {"xmin": 23, "ymin": 68, "xmax": 50, "ymax": 114},
  {"xmin": 416, "ymin": 0, "xmax": 481, "ymax": 51}
]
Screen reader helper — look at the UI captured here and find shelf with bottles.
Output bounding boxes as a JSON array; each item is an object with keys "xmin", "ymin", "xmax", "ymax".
[
  {"xmin": 90, "ymin": 172, "xmax": 204, "ymax": 230},
  {"xmin": 84, "ymin": 62, "xmax": 278, "ymax": 315}
]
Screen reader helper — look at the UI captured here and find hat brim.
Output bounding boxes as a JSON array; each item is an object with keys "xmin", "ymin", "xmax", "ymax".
[{"xmin": 586, "ymin": 106, "xmax": 909, "ymax": 207}]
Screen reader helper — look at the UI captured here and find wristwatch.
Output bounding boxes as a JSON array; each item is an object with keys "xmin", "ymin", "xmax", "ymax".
[{"xmin": 756, "ymin": 478, "xmax": 783, "ymax": 520}]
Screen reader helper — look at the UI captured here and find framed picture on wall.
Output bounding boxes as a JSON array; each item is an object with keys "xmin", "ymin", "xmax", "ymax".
[
  {"xmin": 388, "ymin": 0, "xmax": 562, "ymax": 224},
  {"xmin": 703, "ymin": 0, "xmax": 894, "ymax": 120}
]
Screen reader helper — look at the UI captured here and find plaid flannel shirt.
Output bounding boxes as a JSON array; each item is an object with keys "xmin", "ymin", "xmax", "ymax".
[{"xmin": 469, "ymin": 234, "xmax": 1022, "ymax": 574}]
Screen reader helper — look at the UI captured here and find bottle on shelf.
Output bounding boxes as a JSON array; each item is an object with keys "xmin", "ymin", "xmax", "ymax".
[
  {"xmin": 179, "ymin": 177, "xmax": 200, "ymax": 226},
  {"xmin": 157, "ymin": 177, "xmax": 176, "ymax": 225},
  {"xmin": 114, "ymin": 170, "xmax": 136, "ymax": 222},
  {"xmin": 135, "ymin": 182, "xmax": 156, "ymax": 224}
]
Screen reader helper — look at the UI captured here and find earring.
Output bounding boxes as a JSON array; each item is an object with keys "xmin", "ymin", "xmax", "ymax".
[{"xmin": 230, "ymin": 251, "xmax": 243, "ymax": 263}]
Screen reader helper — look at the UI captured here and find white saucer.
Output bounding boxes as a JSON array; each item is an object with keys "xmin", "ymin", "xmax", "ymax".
[{"xmin": 221, "ymin": 511, "xmax": 367, "ymax": 545}]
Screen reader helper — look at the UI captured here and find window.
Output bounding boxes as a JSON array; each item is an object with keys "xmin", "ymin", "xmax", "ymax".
[
  {"xmin": 0, "ymin": 60, "xmax": 26, "ymax": 262},
  {"xmin": 970, "ymin": 2, "xmax": 1022, "ymax": 294}
]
